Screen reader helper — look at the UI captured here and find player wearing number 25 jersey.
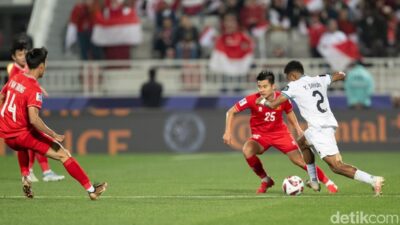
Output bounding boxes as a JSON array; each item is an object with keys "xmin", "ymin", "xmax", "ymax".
[{"xmin": 223, "ymin": 71, "xmax": 337, "ymax": 194}]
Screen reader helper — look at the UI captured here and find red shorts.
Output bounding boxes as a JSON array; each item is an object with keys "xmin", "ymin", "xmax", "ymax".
[
  {"xmin": 250, "ymin": 131, "xmax": 298, "ymax": 154},
  {"xmin": 5, "ymin": 130, "xmax": 54, "ymax": 155}
]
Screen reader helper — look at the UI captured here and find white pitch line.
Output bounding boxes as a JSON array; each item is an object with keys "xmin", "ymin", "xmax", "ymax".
[{"xmin": 1, "ymin": 195, "xmax": 399, "ymax": 199}]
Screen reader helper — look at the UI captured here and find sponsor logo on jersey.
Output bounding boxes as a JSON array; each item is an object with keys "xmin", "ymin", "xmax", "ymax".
[
  {"xmin": 239, "ymin": 98, "xmax": 247, "ymax": 106},
  {"xmin": 36, "ymin": 93, "xmax": 43, "ymax": 102}
]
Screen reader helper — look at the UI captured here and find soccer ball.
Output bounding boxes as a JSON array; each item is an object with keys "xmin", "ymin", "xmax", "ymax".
[{"xmin": 282, "ymin": 176, "xmax": 304, "ymax": 196}]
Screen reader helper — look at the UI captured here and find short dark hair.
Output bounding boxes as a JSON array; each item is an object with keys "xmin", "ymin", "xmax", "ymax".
[
  {"xmin": 284, "ymin": 60, "xmax": 304, "ymax": 75},
  {"xmin": 26, "ymin": 47, "xmax": 48, "ymax": 69},
  {"xmin": 10, "ymin": 38, "xmax": 28, "ymax": 56},
  {"xmin": 256, "ymin": 70, "xmax": 275, "ymax": 84}
]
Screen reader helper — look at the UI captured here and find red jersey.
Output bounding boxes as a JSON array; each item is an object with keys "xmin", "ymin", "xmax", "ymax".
[
  {"xmin": 235, "ymin": 91, "xmax": 293, "ymax": 135},
  {"xmin": 8, "ymin": 63, "xmax": 28, "ymax": 79},
  {"xmin": 0, "ymin": 73, "xmax": 43, "ymax": 138}
]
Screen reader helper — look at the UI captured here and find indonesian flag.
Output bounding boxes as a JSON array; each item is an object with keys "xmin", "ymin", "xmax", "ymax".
[
  {"xmin": 317, "ymin": 31, "xmax": 361, "ymax": 71},
  {"xmin": 199, "ymin": 26, "xmax": 217, "ymax": 48},
  {"xmin": 251, "ymin": 21, "xmax": 269, "ymax": 38},
  {"xmin": 209, "ymin": 32, "xmax": 254, "ymax": 76},
  {"xmin": 304, "ymin": 0, "xmax": 324, "ymax": 12},
  {"xmin": 91, "ymin": 7, "xmax": 142, "ymax": 46}
]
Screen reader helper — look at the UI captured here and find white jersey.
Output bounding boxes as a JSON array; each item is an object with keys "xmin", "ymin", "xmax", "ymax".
[{"xmin": 281, "ymin": 74, "xmax": 338, "ymax": 128}]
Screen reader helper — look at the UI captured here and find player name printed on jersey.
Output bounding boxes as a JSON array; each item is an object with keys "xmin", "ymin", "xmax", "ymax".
[
  {"xmin": 282, "ymin": 75, "xmax": 338, "ymax": 128},
  {"xmin": 8, "ymin": 80, "xmax": 26, "ymax": 93}
]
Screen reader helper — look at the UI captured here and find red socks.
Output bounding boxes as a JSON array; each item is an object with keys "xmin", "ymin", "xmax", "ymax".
[
  {"xmin": 35, "ymin": 153, "xmax": 50, "ymax": 172},
  {"xmin": 28, "ymin": 150, "xmax": 35, "ymax": 170},
  {"xmin": 63, "ymin": 158, "xmax": 92, "ymax": 190},
  {"xmin": 17, "ymin": 151, "xmax": 30, "ymax": 176},
  {"xmin": 245, "ymin": 155, "xmax": 267, "ymax": 179},
  {"xmin": 303, "ymin": 165, "xmax": 329, "ymax": 184}
]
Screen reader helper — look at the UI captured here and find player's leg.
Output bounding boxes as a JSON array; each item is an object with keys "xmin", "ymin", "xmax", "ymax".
[
  {"xmin": 27, "ymin": 150, "xmax": 39, "ymax": 182},
  {"xmin": 44, "ymin": 143, "xmax": 107, "ymax": 200},
  {"xmin": 309, "ymin": 127, "xmax": 384, "ymax": 195},
  {"xmin": 285, "ymin": 150, "xmax": 338, "ymax": 193},
  {"xmin": 5, "ymin": 137, "xmax": 34, "ymax": 198},
  {"xmin": 323, "ymin": 153, "xmax": 384, "ymax": 195},
  {"xmin": 18, "ymin": 130, "xmax": 107, "ymax": 200},
  {"xmin": 273, "ymin": 132, "xmax": 320, "ymax": 191},
  {"xmin": 242, "ymin": 138, "xmax": 274, "ymax": 193},
  {"xmin": 35, "ymin": 153, "xmax": 65, "ymax": 182}
]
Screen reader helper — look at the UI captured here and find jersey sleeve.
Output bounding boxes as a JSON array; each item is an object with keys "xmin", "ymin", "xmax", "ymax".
[
  {"xmin": 281, "ymin": 83, "xmax": 296, "ymax": 99},
  {"xmin": 283, "ymin": 99, "xmax": 293, "ymax": 113},
  {"xmin": 318, "ymin": 74, "xmax": 332, "ymax": 86},
  {"xmin": 234, "ymin": 96, "xmax": 251, "ymax": 112},
  {"xmin": 27, "ymin": 87, "xmax": 43, "ymax": 109}
]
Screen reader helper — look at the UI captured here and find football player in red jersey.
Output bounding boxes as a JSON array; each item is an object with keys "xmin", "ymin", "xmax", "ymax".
[
  {"xmin": 7, "ymin": 37, "xmax": 64, "ymax": 182},
  {"xmin": 223, "ymin": 71, "xmax": 338, "ymax": 194},
  {"xmin": 0, "ymin": 47, "xmax": 107, "ymax": 200}
]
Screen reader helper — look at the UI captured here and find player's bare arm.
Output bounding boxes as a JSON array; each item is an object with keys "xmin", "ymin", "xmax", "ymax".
[
  {"xmin": 28, "ymin": 106, "xmax": 64, "ymax": 142},
  {"xmin": 223, "ymin": 106, "xmax": 239, "ymax": 145},
  {"xmin": 286, "ymin": 111, "xmax": 304, "ymax": 139},
  {"xmin": 256, "ymin": 94, "xmax": 288, "ymax": 109},
  {"xmin": 0, "ymin": 93, "xmax": 4, "ymax": 105},
  {"xmin": 331, "ymin": 71, "xmax": 346, "ymax": 82}
]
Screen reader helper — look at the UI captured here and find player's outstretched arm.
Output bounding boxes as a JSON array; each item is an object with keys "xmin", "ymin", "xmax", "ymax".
[
  {"xmin": 256, "ymin": 94, "xmax": 288, "ymax": 109},
  {"xmin": 286, "ymin": 111, "xmax": 304, "ymax": 139},
  {"xmin": 331, "ymin": 71, "xmax": 346, "ymax": 82},
  {"xmin": 28, "ymin": 106, "xmax": 64, "ymax": 142},
  {"xmin": 223, "ymin": 106, "xmax": 239, "ymax": 146}
]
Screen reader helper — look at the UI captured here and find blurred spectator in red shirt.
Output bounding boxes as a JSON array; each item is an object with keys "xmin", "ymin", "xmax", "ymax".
[
  {"xmin": 307, "ymin": 14, "xmax": 326, "ymax": 57},
  {"xmin": 68, "ymin": 0, "xmax": 103, "ymax": 60},
  {"xmin": 239, "ymin": 0, "xmax": 267, "ymax": 31},
  {"xmin": 337, "ymin": 8, "xmax": 356, "ymax": 38}
]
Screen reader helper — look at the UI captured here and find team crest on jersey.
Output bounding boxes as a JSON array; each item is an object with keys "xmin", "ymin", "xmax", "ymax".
[
  {"xmin": 252, "ymin": 134, "xmax": 261, "ymax": 139},
  {"xmin": 36, "ymin": 92, "xmax": 43, "ymax": 102},
  {"xmin": 239, "ymin": 98, "xmax": 247, "ymax": 106}
]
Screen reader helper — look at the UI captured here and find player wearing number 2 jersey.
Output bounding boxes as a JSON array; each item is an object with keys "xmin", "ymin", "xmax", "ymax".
[
  {"xmin": 0, "ymin": 47, "xmax": 107, "ymax": 200},
  {"xmin": 223, "ymin": 71, "xmax": 338, "ymax": 194},
  {"xmin": 258, "ymin": 60, "xmax": 384, "ymax": 196}
]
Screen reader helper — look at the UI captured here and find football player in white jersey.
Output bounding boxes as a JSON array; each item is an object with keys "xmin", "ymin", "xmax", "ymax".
[{"xmin": 256, "ymin": 60, "xmax": 384, "ymax": 196}]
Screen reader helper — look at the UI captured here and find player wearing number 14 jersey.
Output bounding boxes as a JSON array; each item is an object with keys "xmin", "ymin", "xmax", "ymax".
[
  {"xmin": 7, "ymin": 36, "xmax": 64, "ymax": 182},
  {"xmin": 0, "ymin": 47, "xmax": 107, "ymax": 200},
  {"xmin": 223, "ymin": 71, "xmax": 338, "ymax": 194}
]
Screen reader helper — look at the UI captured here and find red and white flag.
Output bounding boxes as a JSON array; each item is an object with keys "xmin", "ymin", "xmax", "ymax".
[
  {"xmin": 199, "ymin": 26, "xmax": 217, "ymax": 48},
  {"xmin": 304, "ymin": 0, "xmax": 324, "ymax": 12},
  {"xmin": 209, "ymin": 32, "xmax": 254, "ymax": 76},
  {"xmin": 317, "ymin": 31, "xmax": 360, "ymax": 71},
  {"xmin": 91, "ymin": 7, "xmax": 142, "ymax": 46},
  {"xmin": 251, "ymin": 21, "xmax": 269, "ymax": 38}
]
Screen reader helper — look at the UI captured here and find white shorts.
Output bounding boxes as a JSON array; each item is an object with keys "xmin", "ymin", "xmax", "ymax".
[{"xmin": 304, "ymin": 126, "xmax": 339, "ymax": 159}]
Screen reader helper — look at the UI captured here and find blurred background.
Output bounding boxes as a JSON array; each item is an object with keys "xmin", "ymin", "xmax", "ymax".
[{"xmin": 0, "ymin": 0, "xmax": 399, "ymax": 155}]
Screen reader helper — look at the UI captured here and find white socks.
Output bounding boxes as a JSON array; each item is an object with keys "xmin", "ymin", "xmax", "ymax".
[
  {"xmin": 87, "ymin": 186, "xmax": 95, "ymax": 192},
  {"xmin": 306, "ymin": 164, "xmax": 318, "ymax": 182},
  {"xmin": 354, "ymin": 170, "xmax": 375, "ymax": 185}
]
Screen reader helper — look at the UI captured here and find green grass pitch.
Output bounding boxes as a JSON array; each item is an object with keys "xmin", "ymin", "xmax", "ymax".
[{"xmin": 0, "ymin": 152, "xmax": 399, "ymax": 225}]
